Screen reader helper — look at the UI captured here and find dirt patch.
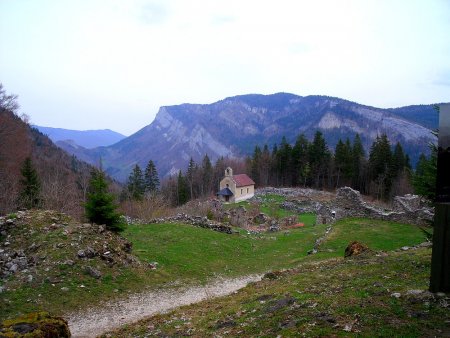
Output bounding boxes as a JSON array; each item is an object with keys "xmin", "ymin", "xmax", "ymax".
[{"xmin": 67, "ymin": 274, "xmax": 261, "ymax": 337}]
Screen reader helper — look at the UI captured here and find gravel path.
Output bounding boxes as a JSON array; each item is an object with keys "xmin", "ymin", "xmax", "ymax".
[{"xmin": 67, "ymin": 274, "xmax": 261, "ymax": 338}]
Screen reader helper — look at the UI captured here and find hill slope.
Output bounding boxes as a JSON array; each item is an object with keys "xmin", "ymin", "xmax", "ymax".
[
  {"xmin": 0, "ymin": 108, "xmax": 93, "ymax": 216},
  {"xmin": 63, "ymin": 93, "xmax": 439, "ymax": 181},
  {"xmin": 34, "ymin": 126, "xmax": 126, "ymax": 149}
]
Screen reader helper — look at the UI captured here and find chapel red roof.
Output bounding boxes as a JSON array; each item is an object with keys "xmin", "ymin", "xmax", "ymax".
[{"xmin": 232, "ymin": 174, "xmax": 255, "ymax": 187}]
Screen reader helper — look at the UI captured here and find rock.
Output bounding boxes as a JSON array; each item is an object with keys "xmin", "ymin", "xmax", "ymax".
[
  {"xmin": 401, "ymin": 246, "xmax": 410, "ymax": 251},
  {"xmin": 148, "ymin": 262, "xmax": 158, "ymax": 270},
  {"xmin": 418, "ymin": 241, "xmax": 432, "ymax": 248},
  {"xmin": 77, "ymin": 250, "xmax": 85, "ymax": 258},
  {"xmin": 0, "ymin": 312, "xmax": 70, "ymax": 337},
  {"xmin": 85, "ymin": 246, "xmax": 96, "ymax": 258},
  {"xmin": 344, "ymin": 241, "xmax": 369, "ymax": 257},
  {"xmin": 85, "ymin": 266, "xmax": 102, "ymax": 279},
  {"xmin": 9, "ymin": 263, "xmax": 18, "ymax": 273},
  {"xmin": 26, "ymin": 275, "xmax": 33, "ymax": 283},
  {"xmin": 253, "ymin": 213, "xmax": 270, "ymax": 224},
  {"xmin": 64, "ymin": 259, "xmax": 75, "ymax": 266},
  {"xmin": 61, "ymin": 287, "xmax": 69, "ymax": 292},
  {"xmin": 264, "ymin": 296, "xmax": 296, "ymax": 313},
  {"xmin": 391, "ymin": 292, "xmax": 401, "ymax": 298},
  {"xmin": 263, "ymin": 271, "xmax": 283, "ymax": 280}
]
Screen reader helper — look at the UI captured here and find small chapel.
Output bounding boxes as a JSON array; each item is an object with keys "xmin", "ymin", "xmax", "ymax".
[{"xmin": 216, "ymin": 167, "xmax": 255, "ymax": 203}]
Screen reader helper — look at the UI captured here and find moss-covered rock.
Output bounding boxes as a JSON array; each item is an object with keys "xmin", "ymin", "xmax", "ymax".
[{"xmin": 0, "ymin": 312, "xmax": 70, "ymax": 337}]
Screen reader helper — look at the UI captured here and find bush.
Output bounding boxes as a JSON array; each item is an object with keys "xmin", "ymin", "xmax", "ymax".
[{"xmin": 85, "ymin": 169, "xmax": 125, "ymax": 232}]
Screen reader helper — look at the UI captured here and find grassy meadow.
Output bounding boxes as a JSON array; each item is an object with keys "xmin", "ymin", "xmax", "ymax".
[{"xmin": 0, "ymin": 195, "xmax": 433, "ymax": 331}]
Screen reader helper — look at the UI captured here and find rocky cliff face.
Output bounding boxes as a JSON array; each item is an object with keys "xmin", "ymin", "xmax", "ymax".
[{"xmin": 63, "ymin": 93, "xmax": 439, "ymax": 181}]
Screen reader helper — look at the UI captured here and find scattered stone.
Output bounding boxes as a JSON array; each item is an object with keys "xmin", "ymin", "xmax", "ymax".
[
  {"xmin": 85, "ymin": 266, "xmax": 102, "ymax": 279},
  {"xmin": 263, "ymin": 271, "xmax": 283, "ymax": 280},
  {"xmin": 344, "ymin": 241, "xmax": 369, "ymax": 258},
  {"xmin": 401, "ymin": 246, "xmax": 410, "ymax": 251},
  {"xmin": 26, "ymin": 275, "xmax": 33, "ymax": 283},
  {"xmin": 77, "ymin": 250, "xmax": 85, "ymax": 258},
  {"xmin": 148, "ymin": 262, "xmax": 158, "ymax": 270},
  {"xmin": 61, "ymin": 287, "xmax": 69, "ymax": 292},
  {"xmin": 265, "ymin": 296, "xmax": 296, "ymax": 313},
  {"xmin": 215, "ymin": 319, "xmax": 237, "ymax": 329},
  {"xmin": 391, "ymin": 292, "xmax": 401, "ymax": 298},
  {"xmin": 9, "ymin": 263, "xmax": 18, "ymax": 273}
]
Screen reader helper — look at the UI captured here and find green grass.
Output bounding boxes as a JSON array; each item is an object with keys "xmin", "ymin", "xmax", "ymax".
[
  {"xmin": 0, "ymin": 209, "xmax": 431, "ymax": 324},
  {"xmin": 122, "ymin": 222, "xmax": 328, "ymax": 283},
  {"xmin": 104, "ymin": 248, "xmax": 448, "ymax": 338},
  {"xmin": 314, "ymin": 218, "xmax": 430, "ymax": 259}
]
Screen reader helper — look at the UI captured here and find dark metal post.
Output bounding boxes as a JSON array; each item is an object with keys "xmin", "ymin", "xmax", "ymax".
[{"xmin": 430, "ymin": 104, "xmax": 450, "ymax": 292}]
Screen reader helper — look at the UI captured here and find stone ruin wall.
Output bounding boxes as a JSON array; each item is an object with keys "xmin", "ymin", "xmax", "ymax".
[{"xmin": 317, "ymin": 187, "xmax": 434, "ymax": 226}]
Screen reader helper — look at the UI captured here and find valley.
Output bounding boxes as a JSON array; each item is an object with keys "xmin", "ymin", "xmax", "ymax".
[{"xmin": 1, "ymin": 189, "xmax": 441, "ymax": 337}]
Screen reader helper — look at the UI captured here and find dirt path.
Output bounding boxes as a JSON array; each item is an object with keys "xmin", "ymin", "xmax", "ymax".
[{"xmin": 67, "ymin": 274, "xmax": 261, "ymax": 338}]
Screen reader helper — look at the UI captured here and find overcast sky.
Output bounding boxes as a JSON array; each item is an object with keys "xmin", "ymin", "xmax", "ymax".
[{"xmin": 1, "ymin": 0, "xmax": 449, "ymax": 136}]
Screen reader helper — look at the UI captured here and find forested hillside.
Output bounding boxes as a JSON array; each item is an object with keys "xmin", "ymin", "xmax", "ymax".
[{"xmin": 0, "ymin": 85, "xmax": 94, "ymax": 217}]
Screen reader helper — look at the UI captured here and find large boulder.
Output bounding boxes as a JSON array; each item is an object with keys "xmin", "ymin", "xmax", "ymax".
[
  {"xmin": 0, "ymin": 312, "xmax": 70, "ymax": 337},
  {"xmin": 344, "ymin": 241, "xmax": 370, "ymax": 258}
]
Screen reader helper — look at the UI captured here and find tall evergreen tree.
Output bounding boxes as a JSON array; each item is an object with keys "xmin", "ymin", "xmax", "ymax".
[
  {"xmin": 144, "ymin": 160, "xmax": 159, "ymax": 194},
  {"xmin": 334, "ymin": 137, "xmax": 353, "ymax": 187},
  {"xmin": 251, "ymin": 146, "xmax": 262, "ymax": 186},
  {"xmin": 260, "ymin": 144, "xmax": 271, "ymax": 186},
  {"xmin": 177, "ymin": 171, "xmax": 189, "ymax": 205},
  {"xmin": 309, "ymin": 131, "xmax": 330, "ymax": 188},
  {"xmin": 292, "ymin": 134, "xmax": 309, "ymax": 186},
  {"xmin": 412, "ymin": 152, "xmax": 437, "ymax": 201},
  {"xmin": 186, "ymin": 158, "xmax": 197, "ymax": 199},
  {"xmin": 351, "ymin": 134, "xmax": 366, "ymax": 191},
  {"xmin": 368, "ymin": 134, "xmax": 393, "ymax": 199},
  {"xmin": 391, "ymin": 142, "xmax": 407, "ymax": 178},
  {"xmin": 85, "ymin": 169, "xmax": 124, "ymax": 232},
  {"xmin": 201, "ymin": 154, "xmax": 213, "ymax": 196},
  {"xmin": 127, "ymin": 164, "xmax": 145, "ymax": 200},
  {"xmin": 19, "ymin": 157, "xmax": 41, "ymax": 209}
]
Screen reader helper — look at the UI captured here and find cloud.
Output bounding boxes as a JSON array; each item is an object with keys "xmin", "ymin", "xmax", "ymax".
[{"xmin": 139, "ymin": 1, "xmax": 170, "ymax": 25}]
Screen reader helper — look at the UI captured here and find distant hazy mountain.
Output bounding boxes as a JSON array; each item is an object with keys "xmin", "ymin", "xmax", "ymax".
[
  {"xmin": 61, "ymin": 93, "xmax": 440, "ymax": 182},
  {"xmin": 34, "ymin": 126, "xmax": 126, "ymax": 149}
]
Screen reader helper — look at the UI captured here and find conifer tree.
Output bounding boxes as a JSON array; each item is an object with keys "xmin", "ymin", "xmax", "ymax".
[
  {"xmin": 251, "ymin": 146, "xmax": 262, "ymax": 185},
  {"xmin": 127, "ymin": 164, "xmax": 145, "ymax": 200},
  {"xmin": 177, "ymin": 171, "xmax": 189, "ymax": 205},
  {"xmin": 292, "ymin": 134, "xmax": 309, "ymax": 186},
  {"xmin": 201, "ymin": 154, "xmax": 213, "ymax": 196},
  {"xmin": 351, "ymin": 134, "xmax": 366, "ymax": 191},
  {"xmin": 412, "ymin": 152, "xmax": 437, "ymax": 201},
  {"xmin": 85, "ymin": 169, "xmax": 124, "ymax": 232},
  {"xmin": 19, "ymin": 157, "xmax": 41, "ymax": 209},
  {"xmin": 186, "ymin": 158, "xmax": 197, "ymax": 199},
  {"xmin": 368, "ymin": 134, "xmax": 393, "ymax": 199},
  {"xmin": 309, "ymin": 131, "xmax": 330, "ymax": 188},
  {"xmin": 144, "ymin": 160, "xmax": 159, "ymax": 194}
]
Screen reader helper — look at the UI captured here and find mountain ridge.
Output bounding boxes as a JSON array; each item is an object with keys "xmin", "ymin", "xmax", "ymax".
[
  {"xmin": 57, "ymin": 93, "xmax": 441, "ymax": 181},
  {"xmin": 34, "ymin": 126, "xmax": 126, "ymax": 149}
]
